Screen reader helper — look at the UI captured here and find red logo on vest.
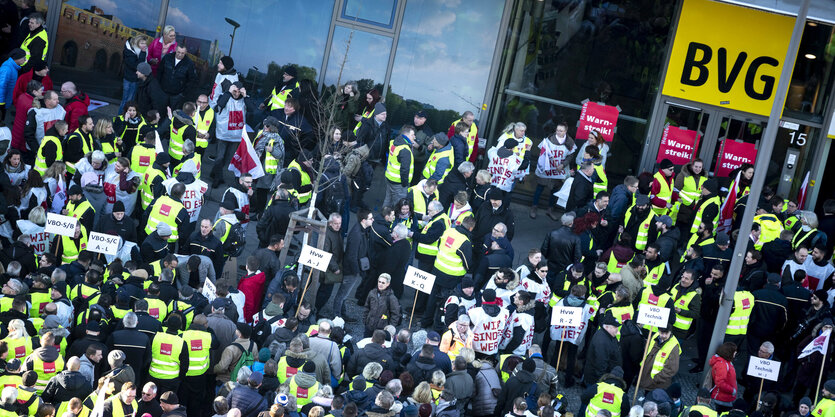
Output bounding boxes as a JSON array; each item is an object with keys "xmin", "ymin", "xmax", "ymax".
[
  {"xmin": 159, "ymin": 204, "xmax": 172, "ymax": 216},
  {"xmin": 648, "ymin": 294, "xmax": 659, "ymax": 305},
  {"xmin": 190, "ymin": 339, "xmax": 203, "ymax": 351},
  {"xmin": 38, "ymin": 303, "xmax": 48, "ymax": 315},
  {"xmin": 43, "ymin": 361, "xmax": 56, "ymax": 373},
  {"xmin": 149, "ymin": 308, "xmax": 159, "ymax": 319},
  {"xmin": 621, "ymin": 313, "xmax": 631, "ymax": 322},
  {"xmin": 160, "ymin": 343, "xmax": 173, "ymax": 355},
  {"xmin": 228, "ymin": 111, "xmax": 244, "ymax": 130},
  {"xmin": 444, "ymin": 236, "xmax": 456, "ymax": 248},
  {"xmin": 14, "ymin": 346, "xmax": 24, "ymax": 358},
  {"xmin": 139, "ymin": 155, "xmax": 151, "ymax": 166},
  {"xmin": 602, "ymin": 392, "xmax": 615, "ymax": 404},
  {"xmin": 286, "ymin": 367, "xmax": 298, "ymax": 378},
  {"xmin": 741, "ymin": 298, "xmax": 751, "ymax": 309},
  {"xmin": 297, "ymin": 387, "xmax": 309, "ymax": 399}
]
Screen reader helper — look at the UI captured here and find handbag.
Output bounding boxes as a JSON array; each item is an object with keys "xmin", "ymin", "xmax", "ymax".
[{"xmin": 359, "ymin": 257, "xmax": 371, "ymax": 271}]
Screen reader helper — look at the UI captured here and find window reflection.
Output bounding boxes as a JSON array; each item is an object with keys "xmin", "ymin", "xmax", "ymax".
[
  {"xmin": 323, "ymin": 26, "xmax": 391, "ymax": 89},
  {"xmin": 342, "ymin": 0, "xmax": 397, "ymax": 28},
  {"xmin": 784, "ymin": 22, "xmax": 835, "ymax": 121},
  {"xmin": 52, "ymin": 0, "xmax": 160, "ymax": 98}
]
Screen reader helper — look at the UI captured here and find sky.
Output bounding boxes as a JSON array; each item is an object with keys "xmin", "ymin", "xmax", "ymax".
[{"xmin": 68, "ymin": 0, "xmax": 505, "ymax": 114}]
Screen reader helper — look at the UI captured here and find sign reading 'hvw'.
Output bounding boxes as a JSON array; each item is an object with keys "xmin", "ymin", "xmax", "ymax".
[
  {"xmin": 404, "ymin": 266, "xmax": 436, "ymax": 294},
  {"xmin": 747, "ymin": 357, "xmax": 780, "ymax": 381},
  {"xmin": 298, "ymin": 245, "xmax": 333, "ymax": 272},
  {"xmin": 44, "ymin": 213, "xmax": 77, "ymax": 237},
  {"xmin": 86, "ymin": 232, "xmax": 120, "ymax": 255},
  {"xmin": 637, "ymin": 304, "xmax": 671, "ymax": 328},
  {"xmin": 551, "ymin": 306, "xmax": 583, "ymax": 326}
]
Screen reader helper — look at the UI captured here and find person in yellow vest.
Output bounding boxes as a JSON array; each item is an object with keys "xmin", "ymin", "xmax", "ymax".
[
  {"xmin": 65, "ymin": 115, "xmax": 97, "ymax": 173},
  {"xmin": 415, "ymin": 200, "xmax": 451, "ymax": 272},
  {"xmin": 141, "ymin": 223, "xmax": 171, "ymax": 263},
  {"xmin": 686, "ymin": 179, "xmax": 721, "ymax": 242},
  {"xmin": 638, "ymin": 327, "xmax": 681, "ymax": 391},
  {"xmin": 383, "ymin": 125, "xmax": 417, "ymax": 209},
  {"xmin": 101, "ymin": 381, "xmax": 138, "ymax": 417},
  {"xmin": 262, "ymin": 65, "xmax": 300, "ymax": 114},
  {"xmin": 63, "ymin": 184, "xmax": 96, "ymax": 233},
  {"xmin": 143, "ymin": 182, "xmax": 189, "ymax": 247},
  {"xmin": 621, "ymin": 194, "xmax": 655, "ymax": 252},
  {"xmin": 680, "ymin": 388, "xmax": 718, "ymax": 417},
  {"xmin": 169, "ymin": 103, "xmax": 198, "ymax": 167},
  {"xmin": 52, "ymin": 220, "xmax": 88, "ymax": 266},
  {"xmin": 140, "ymin": 153, "xmax": 172, "ymax": 211},
  {"xmin": 193, "ymin": 94, "xmax": 214, "ymax": 153},
  {"xmin": 446, "ymin": 111, "xmax": 478, "ymax": 162},
  {"xmin": 286, "ymin": 151, "xmax": 315, "ymax": 205},
  {"xmin": 114, "ymin": 102, "xmax": 146, "ymax": 150},
  {"xmin": 672, "ymin": 159, "xmax": 707, "ymax": 227},
  {"xmin": 35, "ymin": 120, "xmax": 68, "ymax": 176},
  {"xmin": 130, "ymin": 130, "xmax": 158, "ymax": 175},
  {"xmin": 423, "ymin": 133, "xmax": 454, "ymax": 184},
  {"xmin": 289, "ymin": 361, "xmax": 321, "ymax": 408},
  {"xmin": 813, "ymin": 381, "xmax": 835, "ymax": 417},
  {"xmin": 252, "ymin": 116, "xmax": 284, "ymax": 212},
  {"xmin": 651, "ymin": 159, "xmax": 675, "ymax": 216},
  {"xmin": 407, "ymin": 179, "xmax": 439, "ymax": 219},
  {"xmin": 20, "ymin": 13, "xmax": 48, "ymax": 67},
  {"xmin": 670, "ymin": 269, "xmax": 701, "ymax": 341},
  {"xmin": 581, "ymin": 365, "xmax": 629, "ymax": 417},
  {"xmin": 148, "ymin": 314, "xmax": 188, "ymax": 394},
  {"xmin": 423, "ymin": 216, "xmax": 475, "ymax": 330},
  {"xmin": 181, "ymin": 314, "xmax": 219, "ymax": 415},
  {"xmin": 439, "ymin": 314, "xmax": 472, "ymax": 360},
  {"xmin": 23, "ymin": 331, "xmax": 65, "ymax": 394}
]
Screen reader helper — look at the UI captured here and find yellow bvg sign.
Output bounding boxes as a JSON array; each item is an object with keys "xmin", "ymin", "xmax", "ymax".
[{"xmin": 662, "ymin": 0, "xmax": 794, "ymax": 116}]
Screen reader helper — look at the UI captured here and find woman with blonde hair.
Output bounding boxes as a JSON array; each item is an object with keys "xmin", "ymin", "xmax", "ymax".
[
  {"xmin": 2, "ymin": 319, "xmax": 34, "ymax": 360},
  {"xmin": 94, "ymin": 119, "xmax": 122, "ymax": 163},
  {"xmin": 120, "ymin": 33, "xmax": 148, "ymax": 114},
  {"xmin": 16, "ymin": 206, "xmax": 49, "ymax": 255},
  {"xmin": 42, "ymin": 161, "xmax": 67, "ymax": 214},
  {"xmin": 147, "ymin": 25, "xmax": 176, "ymax": 75},
  {"xmin": 407, "ymin": 381, "xmax": 436, "ymax": 413}
]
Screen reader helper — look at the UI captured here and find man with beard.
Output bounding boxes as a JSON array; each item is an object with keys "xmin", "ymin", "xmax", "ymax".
[
  {"xmin": 621, "ymin": 194, "xmax": 656, "ymax": 252},
  {"xmin": 801, "ymin": 243, "xmax": 835, "ymax": 291},
  {"xmin": 97, "ymin": 201, "xmax": 137, "ymax": 244}
]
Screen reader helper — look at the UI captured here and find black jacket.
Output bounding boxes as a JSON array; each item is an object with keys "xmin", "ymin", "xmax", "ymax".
[
  {"xmin": 438, "ymin": 169, "xmax": 469, "ymax": 208},
  {"xmin": 353, "ymin": 117, "xmax": 389, "ymax": 163},
  {"xmin": 762, "ymin": 238, "xmax": 794, "ymax": 273},
  {"xmin": 0, "ymin": 241, "xmax": 36, "ymax": 277},
  {"xmin": 344, "ymin": 223, "xmax": 371, "ymax": 276},
  {"xmin": 135, "ymin": 76, "xmax": 167, "ymax": 116},
  {"xmin": 369, "ymin": 215, "xmax": 393, "ymax": 268},
  {"xmin": 42, "ymin": 370, "xmax": 92, "ymax": 403},
  {"xmin": 583, "ymin": 327, "xmax": 622, "ymax": 385},
  {"xmin": 406, "ymin": 355, "xmax": 439, "ymax": 384},
  {"xmin": 140, "ymin": 232, "xmax": 169, "ymax": 264},
  {"xmin": 541, "ymin": 225, "xmax": 582, "ymax": 273},
  {"xmin": 346, "ymin": 343, "xmax": 394, "ymax": 377},
  {"xmin": 472, "ymin": 200, "xmax": 515, "ymax": 244},
  {"xmin": 654, "ymin": 228, "xmax": 681, "ymax": 263},
  {"xmin": 105, "ymin": 329, "xmax": 150, "ymax": 382},
  {"xmin": 415, "ymin": 212, "xmax": 449, "ymax": 264},
  {"xmin": 157, "ymin": 53, "xmax": 197, "ymax": 95},
  {"xmin": 566, "ymin": 171, "xmax": 595, "ymax": 213},
  {"xmin": 98, "ymin": 214, "xmax": 138, "ymax": 244},
  {"xmin": 122, "ymin": 42, "xmax": 147, "ymax": 82},
  {"xmin": 749, "ymin": 283, "xmax": 788, "ymax": 338},
  {"xmin": 257, "ymin": 198, "xmax": 295, "ymax": 248},
  {"xmin": 495, "ymin": 369, "xmax": 535, "ymax": 415},
  {"xmin": 187, "ymin": 230, "xmax": 224, "ymax": 276}
]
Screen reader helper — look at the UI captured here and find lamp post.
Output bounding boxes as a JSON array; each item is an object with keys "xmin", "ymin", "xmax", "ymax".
[{"xmin": 225, "ymin": 17, "xmax": 240, "ymax": 56}]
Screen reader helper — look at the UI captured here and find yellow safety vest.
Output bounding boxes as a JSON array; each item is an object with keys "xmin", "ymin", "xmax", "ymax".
[
  {"xmin": 813, "ymin": 398, "xmax": 835, "ymax": 417},
  {"xmin": 416, "ymin": 214, "xmax": 451, "ymax": 256},
  {"xmin": 408, "ymin": 185, "xmax": 439, "ymax": 216},
  {"xmin": 434, "ymin": 228, "xmax": 468, "ymax": 276},
  {"xmin": 385, "ymin": 140, "xmax": 414, "ymax": 185},
  {"xmin": 67, "ymin": 199, "xmax": 94, "ymax": 222},
  {"xmin": 680, "ymin": 176, "xmax": 707, "ymax": 206},
  {"xmin": 20, "ymin": 28, "xmax": 47, "ymax": 64},
  {"xmin": 3, "ymin": 336, "xmax": 32, "ymax": 360},
  {"xmin": 652, "ymin": 172, "xmax": 672, "ymax": 216},
  {"xmin": 144, "ymin": 196, "xmax": 183, "ymax": 242},
  {"xmin": 251, "ymin": 131, "xmax": 280, "ymax": 174},
  {"xmin": 638, "ymin": 289, "xmax": 671, "ymax": 332},
  {"xmin": 131, "ymin": 144, "xmax": 157, "ymax": 175},
  {"xmin": 35, "ymin": 135, "xmax": 62, "ymax": 175},
  {"xmin": 288, "ymin": 377, "xmax": 319, "ymax": 407},
  {"xmin": 422, "ymin": 147, "xmax": 454, "ymax": 183},
  {"xmin": 193, "ymin": 108, "xmax": 214, "ymax": 148},
  {"xmin": 149, "ymin": 332, "xmax": 184, "ymax": 379},
  {"xmin": 167, "ymin": 300, "xmax": 195, "ymax": 329},
  {"xmin": 29, "ymin": 291, "xmax": 51, "ymax": 317},
  {"xmin": 141, "ymin": 166, "xmax": 167, "ymax": 210},
  {"xmin": 114, "ymin": 115, "xmax": 146, "ymax": 147},
  {"xmin": 644, "ymin": 262, "xmax": 667, "ymax": 287},
  {"xmin": 61, "ymin": 226, "xmax": 88, "ymax": 264},
  {"xmin": 173, "ymin": 154, "xmax": 202, "ymax": 179},
  {"xmin": 108, "ymin": 398, "xmax": 138, "ymax": 417},
  {"xmin": 145, "ymin": 297, "xmax": 168, "ymax": 322},
  {"xmin": 593, "ymin": 165, "xmax": 608, "ymax": 195},
  {"xmin": 268, "ymin": 80, "xmax": 300, "ymax": 110},
  {"xmin": 451, "ymin": 118, "xmax": 478, "ymax": 160},
  {"xmin": 671, "ymin": 286, "xmax": 699, "ymax": 331},
  {"xmin": 692, "ymin": 405, "xmax": 718, "ymax": 417},
  {"xmin": 792, "ymin": 227, "xmax": 818, "ymax": 251},
  {"xmin": 168, "ymin": 121, "xmax": 190, "ymax": 159},
  {"xmin": 586, "ymin": 382, "xmax": 624, "ymax": 417},
  {"xmin": 0, "ymin": 373, "xmax": 21, "ymax": 389},
  {"xmin": 497, "ymin": 354, "xmax": 523, "ymax": 382},
  {"xmin": 725, "ymin": 291, "xmax": 754, "ymax": 335},
  {"xmin": 182, "ymin": 329, "xmax": 212, "ymax": 376},
  {"xmin": 277, "ymin": 357, "xmax": 300, "ymax": 384},
  {"xmin": 353, "ymin": 108, "xmax": 375, "ymax": 135},
  {"xmin": 15, "ymin": 387, "xmax": 39, "ymax": 416},
  {"xmin": 608, "ymin": 305, "xmax": 634, "ymax": 327},
  {"xmin": 606, "ymin": 252, "xmax": 632, "ymax": 274},
  {"xmin": 100, "ymin": 140, "xmax": 120, "ymax": 164},
  {"xmin": 754, "ymin": 214, "xmax": 784, "ymax": 250},
  {"xmin": 31, "ymin": 354, "xmax": 65, "ymax": 394},
  {"xmin": 288, "ymin": 160, "xmax": 312, "ymax": 204},
  {"xmin": 624, "ymin": 208, "xmax": 655, "ymax": 251},
  {"xmin": 0, "ymin": 297, "xmax": 11, "ymax": 313},
  {"xmin": 691, "ymin": 196, "xmax": 721, "ymax": 234},
  {"xmin": 642, "ymin": 336, "xmax": 681, "ymax": 378}
]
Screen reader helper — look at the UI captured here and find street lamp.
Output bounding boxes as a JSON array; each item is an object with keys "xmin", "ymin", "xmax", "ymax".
[{"xmin": 225, "ymin": 17, "xmax": 240, "ymax": 56}]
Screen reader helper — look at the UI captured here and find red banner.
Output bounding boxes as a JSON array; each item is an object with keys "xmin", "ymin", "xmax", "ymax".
[
  {"xmin": 577, "ymin": 101, "xmax": 619, "ymax": 142},
  {"xmin": 715, "ymin": 140, "xmax": 757, "ymax": 178},
  {"xmin": 657, "ymin": 125, "xmax": 700, "ymax": 165}
]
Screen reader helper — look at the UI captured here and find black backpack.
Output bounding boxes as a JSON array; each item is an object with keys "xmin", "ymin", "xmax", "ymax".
[
  {"xmin": 226, "ymin": 222, "xmax": 246, "ymax": 257},
  {"xmin": 252, "ymin": 311, "xmax": 283, "ymax": 346}
]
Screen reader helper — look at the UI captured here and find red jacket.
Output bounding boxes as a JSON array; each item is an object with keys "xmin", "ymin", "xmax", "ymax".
[
  {"xmin": 238, "ymin": 271, "xmax": 266, "ymax": 324},
  {"xmin": 12, "ymin": 93, "xmax": 34, "ymax": 151},
  {"xmin": 12, "ymin": 70, "xmax": 52, "ymax": 104},
  {"xmin": 709, "ymin": 355, "xmax": 737, "ymax": 403},
  {"xmin": 64, "ymin": 92, "xmax": 90, "ymax": 132}
]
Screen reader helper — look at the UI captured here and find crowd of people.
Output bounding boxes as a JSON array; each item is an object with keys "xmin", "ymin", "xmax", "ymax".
[{"xmin": 1, "ymin": 4, "xmax": 835, "ymax": 417}]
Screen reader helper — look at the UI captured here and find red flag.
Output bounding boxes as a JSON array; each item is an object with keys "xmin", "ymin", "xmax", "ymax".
[
  {"xmin": 228, "ymin": 129, "xmax": 265, "ymax": 180},
  {"xmin": 797, "ymin": 171, "xmax": 810, "ymax": 210},
  {"xmin": 717, "ymin": 172, "xmax": 740, "ymax": 234}
]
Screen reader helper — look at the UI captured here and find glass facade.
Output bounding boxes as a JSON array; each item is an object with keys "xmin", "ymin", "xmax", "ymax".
[
  {"xmin": 51, "ymin": 0, "xmax": 161, "ymax": 98},
  {"xmin": 342, "ymin": 0, "xmax": 398, "ymax": 28},
  {"xmin": 323, "ymin": 26, "xmax": 392, "ymax": 91}
]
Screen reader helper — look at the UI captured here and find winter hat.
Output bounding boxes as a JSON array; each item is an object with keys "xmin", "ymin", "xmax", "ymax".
[
  {"xmin": 221, "ymin": 195, "xmax": 237, "ymax": 211},
  {"xmin": 52, "ymin": 281, "xmax": 67, "ymax": 298},
  {"xmin": 432, "ymin": 132, "xmax": 449, "ymax": 147},
  {"xmin": 374, "ymin": 102, "xmax": 387, "ymax": 115},
  {"xmin": 823, "ymin": 318, "xmax": 835, "ymax": 328},
  {"xmin": 156, "ymin": 223, "xmax": 172, "ymax": 237},
  {"xmin": 600, "ymin": 312, "xmax": 619, "ymax": 327},
  {"xmin": 635, "ymin": 194, "xmax": 650, "ymax": 206},
  {"xmin": 657, "ymin": 215, "xmax": 673, "ymax": 228},
  {"xmin": 767, "ymin": 273, "xmax": 782, "ymax": 285},
  {"xmin": 660, "ymin": 159, "xmax": 674, "ymax": 169},
  {"xmin": 800, "ymin": 397, "xmax": 812, "ymax": 408},
  {"xmin": 426, "ymin": 331, "xmax": 441, "ymax": 343},
  {"xmin": 248, "ymin": 371, "xmax": 263, "ymax": 385},
  {"xmin": 31, "ymin": 59, "xmax": 47, "ymax": 72},
  {"xmin": 303, "ymin": 361, "xmax": 316, "ymax": 374},
  {"xmin": 160, "ymin": 391, "xmax": 179, "ymax": 405},
  {"xmin": 283, "ymin": 65, "xmax": 297, "ymax": 78},
  {"xmin": 666, "ymin": 382, "xmax": 682, "ymax": 399},
  {"xmin": 137, "ymin": 62, "xmax": 152, "ymax": 76},
  {"xmin": 178, "ymin": 159, "xmax": 198, "ymax": 174},
  {"xmin": 220, "ymin": 56, "xmax": 235, "ymax": 70},
  {"xmin": 825, "ymin": 379, "xmax": 835, "ymax": 393},
  {"xmin": 703, "ymin": 178, "xmax": 719, "ymax": 194},
  {"xmin": 502, "ymin": 138, "xmax": 519, "ymax": 149},
  {"xmin": 379, "ymin": 370, "xmax": 394, "ymax": 386},
  {"xmin": 716, "ymin": 232, "xmax": 730, "ymax": 246},
  {"xmin": 461, "ymin": 277, "xmax": 474, "ymax": 289},
  {"xmin": 610, "ymin": 366, "xmax": 624, "ymax": 379},
  {"xmin": 112, "ymin": 201, "xmax": 126, "ymax": 213},
  {"xmin": 814, "ymin": 290, "xmax": 829, "ymax": 302},
  {"xmin": 5, "ymin": 359, "xmax": 20, "ymax": 372},
  {"xmin": 274, "ymin": 393, "xmax": 289, "ymax": 406},
  {"xmin": 403, "ymin": 404, "xmax": 418, "ymax": 417},
  {"xmin": 156, "ymin": 153, "xmax": 171, "ymax": 165},
  {"xmin": 522, "ymin": 358, "xmax": 536, "ymax": 373},
  {"xmin": 258, "ymin": 347, "xmax": 271, "ymax": 362},
  {"xmin": 263, "ymin": 116, "xmax": 280, "ymax": 129},
  {"xmin": 486, "ymin": 187, "xmax": 504, "ymax": 202},
  {"xmin": 482, "ymin": 288, "xmax": 496, "ymax": 303},
  {"xmin": 9, "ymin": 48, "xmax": 25, "ymax": 61}
]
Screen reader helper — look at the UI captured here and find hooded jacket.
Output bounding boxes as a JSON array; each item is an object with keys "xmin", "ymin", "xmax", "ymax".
[
  {"xmin": 238, "ymin": 271, "xmax": 266, "ymax": 324},
  {"xmin": 347, "ymin": 342, "xmax": 393, "ymax": 377},
  {"xmin": 42, "ymin": 369, "xmax": 92, "ymax": 403},
  {"xmin": 285, "ymin": 347, "xmax": 331, "ymax": 385},
  {"xmin": 495, "ymin": 368, "xmax": 535, "ymax": 415},
  {"xmin": 64, "ymin": 91, "xmax": 90, "ymax": 132},
  {"xmin": 406, "ymin": 354, "xmax": 439, "ymax": 384},
  {"xmin": 472, "ymin": 199, "xmax": 515, "ymax": 243},
  {"xmin": 227, "ymin": 384, "xmax": 267, "ymax": 417},
  {"xmin": 709, "ymin": 355, "xmax": 737, "ymax": 403}
]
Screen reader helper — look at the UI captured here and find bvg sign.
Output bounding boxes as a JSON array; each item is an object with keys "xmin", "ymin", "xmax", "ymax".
[{"xmin": 662, "ymin": 0, "xmax": 794, "ymax": 116}]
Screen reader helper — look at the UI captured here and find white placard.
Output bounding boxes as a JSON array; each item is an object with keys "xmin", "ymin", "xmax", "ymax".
[
  {"xmin": 86, "ymin": 232, "xmax": 120, "ymax": 255},
  {"xmin": 404, "ymin": 266, "xmax": 436, "ymax": 294},
  {"xmin": 637, "ymin": 304, "xmax": 671, "ymax": 328},
  {"xmin": 298, "ymin": 245, "xmax": 333, "ymax": 272},
  {"xmin": 202, "ymin": 278, "xmax": 217, "ymax": 302},
  {"xmin": 747, "ymin": 357, "xmax": 780, "ymax": 382},
  {"xmin": 45, "ymin": 213, "xmax": 78, "ymax": 237},
  {"xmin": 551, "ymin": 306, "xmax": 583, "ymax": 326}
]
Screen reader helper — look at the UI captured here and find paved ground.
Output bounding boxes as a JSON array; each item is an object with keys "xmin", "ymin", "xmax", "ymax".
[{"xmin": 79, "ymin": 100, "xmax": 711, "ymax": 413}]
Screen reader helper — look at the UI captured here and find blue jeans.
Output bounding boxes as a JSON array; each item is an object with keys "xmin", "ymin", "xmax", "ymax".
[
  {"xmin": 332, "ymin": 273, "xmax": 362, "ymax": 316},
  {"xmin": 532, "ymin": 184, "xmax": 557, "ymax": 207},
  {"xmin": 119, "ymin": 79, "xmax": 137, "ymax": 115}
]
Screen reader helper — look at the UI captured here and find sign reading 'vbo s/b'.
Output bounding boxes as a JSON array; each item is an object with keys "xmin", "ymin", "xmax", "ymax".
[{"xmin": 662, "ymin": 0, "xmax": 794, "ymax": 117}]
